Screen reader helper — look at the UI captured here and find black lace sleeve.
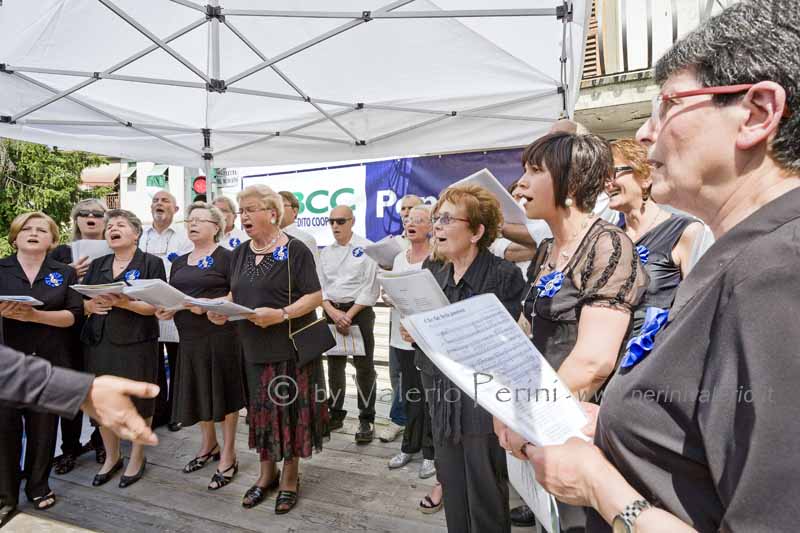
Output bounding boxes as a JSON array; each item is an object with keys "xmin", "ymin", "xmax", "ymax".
[{"xmin": 572, "ymin": 226, "xmax": 648, "ymax": 312}]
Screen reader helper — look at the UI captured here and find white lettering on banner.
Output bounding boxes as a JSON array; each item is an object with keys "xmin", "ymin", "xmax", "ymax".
[
  {"xmin": 376, "ymin": 189, "xmax": 397, "ymax": 218},
  {"xmin": 241, "ymin": 166, "xmax": 367, "ymax": 247}
]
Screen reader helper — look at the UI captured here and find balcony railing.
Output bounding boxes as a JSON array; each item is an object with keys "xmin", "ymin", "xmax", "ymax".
[{"xmin": 583, "ymin": 0, "xmax": 738, "ymax": 81}]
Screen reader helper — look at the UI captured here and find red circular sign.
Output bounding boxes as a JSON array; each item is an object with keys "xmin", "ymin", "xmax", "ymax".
[{"xmin": 192, "ymin": 176, "xmax": 207, "ymax": 194}]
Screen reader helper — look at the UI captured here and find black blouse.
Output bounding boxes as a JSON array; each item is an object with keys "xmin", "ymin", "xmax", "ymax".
[
  {"xmin": 230, "ymin": 237, "xmax": 321, "ymax": 364},
  {"xmin": 424, "ymin": 249, "xmax": 526, "ymax": 443},
  {"xmin": 587, "ymin": 187, "xmax": 800, "ymax": 533},
  {"xmin": 0, "ymin": 254, "xmax": 82, "ymax": 366},
  {"xmin": 80, "ymin": 249, "xmax": 166, "ymax": 346},
  {"xmin": 49, "ymin": 243, "xmax": 73, "ymax": 265},
  {"xmin": 169, "ymin": 247, "xmax": 236, "ymax": 340},
  {"xmin": 524, "ymin": 220, "xmax": 649, "ymax": 373}
]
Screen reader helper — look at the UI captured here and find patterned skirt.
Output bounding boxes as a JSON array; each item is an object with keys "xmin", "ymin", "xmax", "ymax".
[{"xmin": 244, "ymin": 358, "xmax": 329, "ymax": 462}]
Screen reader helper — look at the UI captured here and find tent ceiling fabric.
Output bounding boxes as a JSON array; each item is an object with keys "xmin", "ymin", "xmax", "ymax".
[{"xmin": 0, "ymin": 0, "xmax": 589, "ymax": 168}]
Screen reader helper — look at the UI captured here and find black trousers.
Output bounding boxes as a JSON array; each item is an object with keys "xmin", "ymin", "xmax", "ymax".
[
  {"xmin": 436, "ymin": 433, "xmax": 511, "ymax": 533},
  {"xmin": 325, "ymin": 305, "xmax": 376, "ymax": 424},
  {"xmin": 154, "ymin": 342, "xmax": 179, "ymax": 426},
  {"xmin": 0, "ymin": 407, "xmax": 58, "ymax": 506},
  {"xmin": 397, "ymin": 348, "xmax": 434, "ymax": 459},
  {"xmin": 59, "ymin": 347, "xmax": 101, "ymax": 455}
]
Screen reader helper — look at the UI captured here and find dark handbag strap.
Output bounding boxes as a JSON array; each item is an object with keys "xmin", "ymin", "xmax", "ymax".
[{"xmin": 286, "ymin": 238, "xmax": 298, "ymax": 350}]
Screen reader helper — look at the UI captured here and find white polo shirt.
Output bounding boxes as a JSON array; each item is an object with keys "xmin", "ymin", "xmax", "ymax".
[{"xmin": 319, "ymin": 234, "xmax": 379, "ymax": 306}]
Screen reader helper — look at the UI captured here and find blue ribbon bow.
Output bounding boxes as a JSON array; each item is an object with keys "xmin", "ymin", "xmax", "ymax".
[
  {"xmin": 535, "ymin": 270, "xmax": 564, "ymax": 298},
  {"xmin": 273, "ymin": 245, "xmax": 288, "ymax": 262},
  {"xmin": 636, "ymin": 245, "xmax": 650, "ymax": 265},
  {"xmin": 352, "ymin": 246, "xmax": 364, "ymax": 258},
  {"xmin": 620, "ymin": 307, "xmax": 669, "ymax": 368},
  {"xmin": 124, "ymin": 269, "xmax": 141, "ymax": 282},
  {"xmin": 197, "ymin": 255, "xmax": 215, "ymax": 270},
  {"xmin": 167, "ymin": 252, "xmax": 179, "ymax": 262},
  {"xmin": 44, "ymin": 271, "xmax": 64, "ymax": 288},
  {"xmin": 229, "ymin": 237, "xmax": 241, "ymax": 249}
]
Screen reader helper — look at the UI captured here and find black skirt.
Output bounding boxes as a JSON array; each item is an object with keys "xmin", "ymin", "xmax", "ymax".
[{"xmin": 171, "ymin": 331, "xmax": 246, "ymax": 426}]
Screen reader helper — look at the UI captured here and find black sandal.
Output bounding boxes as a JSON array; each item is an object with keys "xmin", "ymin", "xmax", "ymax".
[
  {"xmin": 208, "ymin": 461, "xmax": 238, "ymax": 491},
  {"xmin": 183, "ymin": 444, "xmax": 221, "ymax": 473},
  {"xmin": 275, "ymin": 480, "xmax": 299, "ymax": 515},
  {"xmin": 53, "ymin": 454, "xmax": 77, "ymax": 475},
  {"xmin": 30, "ymin": 491, "xmax": 56, "ymax": 511},
  {"xmin": 242, "ymin": 470, "xmax": 280, "ymax": 509}
]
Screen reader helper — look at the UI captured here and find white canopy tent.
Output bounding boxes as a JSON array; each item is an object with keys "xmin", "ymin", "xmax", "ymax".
[{"xmin": 0, "ymin": 0, "xmax": 589, "ymax": 173}]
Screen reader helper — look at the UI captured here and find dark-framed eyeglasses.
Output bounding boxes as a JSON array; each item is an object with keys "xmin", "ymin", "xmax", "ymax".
[
  {"xmin": 77, "ymin": 210, "xmax": 105, "ymax": 218},
  {"xmin": 329, "ymin": 217, "xmax": 352, "ymax": 226}
]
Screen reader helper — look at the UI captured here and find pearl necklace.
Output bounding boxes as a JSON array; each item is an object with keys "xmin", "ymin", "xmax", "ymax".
[{"xmin": 249, "ymin": 231, "xmax": 281, "ymax": 255}]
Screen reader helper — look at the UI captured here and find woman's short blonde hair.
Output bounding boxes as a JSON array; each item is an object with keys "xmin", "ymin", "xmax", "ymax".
[
  {"xmin": 186, "ymin": 201, "xmax": 225, "ymax": 242},
  {"xmin": 212, "ymin": 195, "xmax": 237, "ymax": 215},
  {"xmin": 8, "ymin": 212, "xmax": 60, "ymax": 251},
  {"xmin": 70, "ymin": 198, "xmax": 109, "ymax": 240},
  {"xmin": 237, "ymin": 184, "xmax": 284, "ymax": 226},
  {"xmin": 433, "ymin": 184, "xmax": 502, "ymax": 251}
]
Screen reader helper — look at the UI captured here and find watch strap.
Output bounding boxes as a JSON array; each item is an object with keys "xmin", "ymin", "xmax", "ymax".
[{"xmin": 618, "ymin": 499, "xmax": 651, "ymax": 528}]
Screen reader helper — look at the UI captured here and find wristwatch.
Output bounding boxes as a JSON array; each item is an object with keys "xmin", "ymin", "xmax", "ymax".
[
  {"xmin": 612, "ymin": 499, "xmax": 651, "ymax": 533},
  {"xmin": 281, "ymin": 308, "xmax": 290, "ymax": 322}
]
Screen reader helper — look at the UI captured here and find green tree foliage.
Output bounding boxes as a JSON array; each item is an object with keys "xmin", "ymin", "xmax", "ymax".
[{"xmin": 0, "ymin": 138, "xmax": 111, "ymax": 255}]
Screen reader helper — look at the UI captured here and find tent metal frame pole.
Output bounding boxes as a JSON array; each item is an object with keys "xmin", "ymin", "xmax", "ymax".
[
  {"xmin": 366, "ymin": 115, "xmax": 451, "ymax": 144},
  {"xmin": 5, "ymin": 66, "xmax": 208, "ymax": 90},
  {"xmin": 10, "ymin": 71, "xmax": 203, "ymax": 157},
  {"xmin": 458, "ymin": 113, "xmax": 555, "ymax": 123},
  {"xmin": 15, "ymin": 119, "xmax": 200, "ymax": 133},
  {"xmin": 222, "ymin": 8, "xmax": 557, "ymax": 19},
  {"xmin": 97, "ymin": 0, "xmax": 211, "ymax": 84},
  {"xmin": 225, "ymin": 0, "xmax": 416, "ymax": 88},
  {"xmin": 360, "ymin": 88, "xmax": 560, "ymax": 117},
  {"xmin": 168, "ymin": 0, "xmax": 206, "ymax": 13},
  {"xmin": 283, "ymin": 133, "xmax": 354, "ymax": 145},
  {"xmin": 213, "ymin": 109, "xmax": 356, "ymax": 156},
  {"xmin": 8, "ymin": 18, "xmax": 206, "ymax": 123},
  {"xmin": 225, "ymin": 86, "xmax": 308, "ymax": 103},
  {"xmin": 222, "ymin": 18, "xmax": 360, "ymax": 143}
]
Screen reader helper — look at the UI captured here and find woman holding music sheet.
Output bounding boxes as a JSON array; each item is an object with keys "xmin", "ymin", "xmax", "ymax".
[
  {"xmin": 496, "ymin": 132, "xmax": 648, "ymax": 530},
  {"xmin": 409, "ymin": 184, "xmax": 526, "ymax": 533},
  {"xmin": 50, "ymin": 198, "xmax": 109, "ymax": 474},
  {"xmin": 154, "ymin": 201, "xmax": 244, "ymax": 490},
  {"xmin": 81, "ymin": 209, "xmax": 165, "ymax": 489},
  {"xmin": 0, "ymin": 212, "xmax": 83, "ymax": 512},
  {"xmin": 206, "ymin": 185, "xmax": 328, "ymax": 513}
]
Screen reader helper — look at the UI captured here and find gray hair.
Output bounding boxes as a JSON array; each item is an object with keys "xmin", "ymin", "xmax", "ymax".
[
  {"xmin": 70, "ymin": 198, "xmax": 109, "ymax": 241},
  {"xmin": 104, "ymin": 209, "xmax": 143, "ymax": 241},
  {"xmin": 187, "ymin": 201, "xmax": 225, "ymax": 242},
  {"xmin": 212, "ymin": 195, "xmax": 237, "ymax": 215},
  {"xmin": 655, "ymin": 0, "xmax": 800, "ymax": 172},
  {"xmin": 237, "ymin": 184, "xmax": 284, "ymax": 226}
]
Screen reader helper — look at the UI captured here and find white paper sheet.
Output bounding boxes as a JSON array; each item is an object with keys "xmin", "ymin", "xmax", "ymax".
[
  {"xmin": 158, "ymin": 319, "xmax": 180, "ymax": 343},
  {"xmin": 401, "ymin": 293, "xmax": 587, "ymax": 446},
  {"xmin": 325, "ymin": 325, "xmax": 366, "ymax": 356},
  {"xmin": 183, "ymin": 297, "xmax": 255, "ymax": 321},
  {"xmin": 451, "ymin": 168, "xmax": 528, "ymax": 225},
  {"xmin": 507, "ymin": 456, "xmax": 561, "ymax": 533},
  {"xmin": 0, "ymin": 295, "xmax": 44, "ymax": 306},
  {"xmin": 70, "ymin": 239, "xmax": 113, "ymax": 263},
  {"xmin": 69, "ymin": 282, "xmax": 128, "ymax": 298},
  {"xmin": 377, "ymin": 270, "xmax": 450, "ymax": 318},
  {"xmin": 364, "ymin": 237, "xmax": 405, "ymax": 269},
  {"xmin": 123, "ymin": 279, "xmax": 188, "ymax": 310}
]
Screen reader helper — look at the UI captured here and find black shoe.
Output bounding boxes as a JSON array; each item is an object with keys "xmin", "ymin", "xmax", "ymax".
[
  {"xmin": 119, "ymin": 459, "xmax": 147, "ymax": 489},
  {"xmin": 0, "ymin": 503, "xmax": 18, "ymax": 528},
  {"xmin": 355, "ymin": 422, "xmax": 374, "ymax": 444},
  {"xmin": 510, "ymin": 504, "xmax": 536, "ymax": 527},
  {"xmin": 53, "ymin": 453, "xmax": 77, "ymax": 475},
  {"xmin": 95, "ymin": 446, "xmax": 106, "ymax": 465},
  {"xmin": 168, "ymin": 422, "xmax": 183, "ymax": 432},
  {"xmin": 92, "ymin": 458, "xmax": 124, "ymax": 487},
  {"xmin": 328, "ymin": 418, "xmax": 345, "ymax": 432}
]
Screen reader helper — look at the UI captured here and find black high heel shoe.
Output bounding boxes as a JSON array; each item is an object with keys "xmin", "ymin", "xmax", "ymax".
[
  {"xmin": 208, "ymin": 460, "xmax": 238, "ymax": 491},
  {"xmin": 119, "ymin": 459, "xmax": 147, "ymax": 489},
  {"xmin": 92, "ymin": 457, "xmax": 124, "ymax": 487},
  {"xmin": 183, "ymin": 444, "xmax": 221, "ymax": 473}
]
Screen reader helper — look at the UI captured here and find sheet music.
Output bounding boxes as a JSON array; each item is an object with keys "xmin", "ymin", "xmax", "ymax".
[
  {"xmin": 377, "ymin": 270, "xmax": 450, "ymax": 317},
  {"xmin": 70, "ymin": 282, "xmax": 128, "ymax": 298},
  {"xmin": 325, "ymin": 325, "xmax": 366, "ymax": 356},
  {"xmin": 158, "ymin": 319, "xmax": 180, "ymax": 343},
  {"xmin": 0, "ymin": 295, "xmax": 44, "ymax": 306},
  {"xmin": 123, "ymin": 279, "xmax": 187, "ymax": 310},
  {"xmin": 451, "ymin": 168, "xmax": 528, "ymax": 225},
  {"xmin": 401, "ymin": 293, "xmax": 587, "ymax": 447},
  {"xmin": 507, "ymin": 456, "xmax": 560, "ymax": 533},
  {"xmin": 183, "ymin": 297, "xmax": 255, "ymax": 321},
  {"xmin": 364, "ymin": 237, "xmax": 405, "ymax": 269},
  {"xmin": 70, "ymin": 239, "xmax": 113, "ymax": 263}
]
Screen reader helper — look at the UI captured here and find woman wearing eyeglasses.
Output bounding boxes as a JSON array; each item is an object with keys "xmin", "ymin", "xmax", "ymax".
[
  {"xmin": 207, "ymin": 185, "xmax": 328, "ymax": 514},
  {"xmin": 607, "ymin": 140, "xmax": 703, "ymax": 335},
  {"xmin": 49, "ymin": 198, "xmax": 109, "ymax": 474},
  {"xmin": 154, "ymin": 202, "xmax": 245, "ymax": 491}
]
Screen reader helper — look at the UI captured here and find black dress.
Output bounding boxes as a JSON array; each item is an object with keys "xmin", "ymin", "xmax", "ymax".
[
  {"xmin": 229, "ymin": 237, "xmax": 328, "ymax": 462},
  {"xmin": 169, "ymin": 247, "xmax": 245, "ymax": 426},
  {"xmin": 628, "ymin": 214, "xmax": 696, "ymax": 334},
  {"xmin": 81, "ymin": 249, "xmax": 165, "ymax": 419},
  {"xmin": 0, "ymin": 255, "xmax": 82, "ymax": 504}
]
